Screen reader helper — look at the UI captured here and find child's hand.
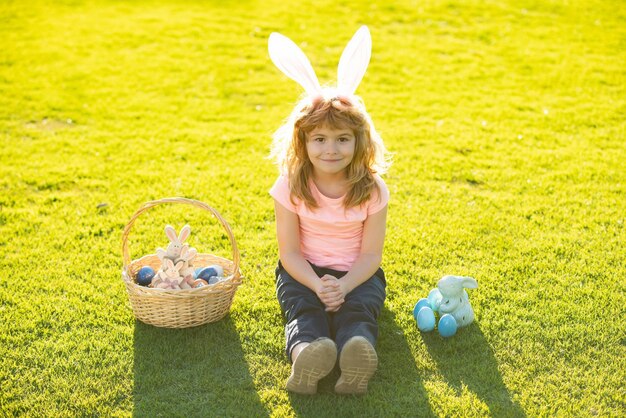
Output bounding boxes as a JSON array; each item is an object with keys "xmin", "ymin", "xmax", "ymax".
[
  {"xmin": 317, "ymin": 275, "xmax": 346, "ymax": 312},
  {"xmin": 316, "ymin": 275, "xmax": 340, "ymax": 306}
]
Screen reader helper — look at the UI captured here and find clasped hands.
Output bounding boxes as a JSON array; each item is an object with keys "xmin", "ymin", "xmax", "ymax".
[{"xmin": 316, "ymin": 274, "xmax": 349, "ymax": 312}]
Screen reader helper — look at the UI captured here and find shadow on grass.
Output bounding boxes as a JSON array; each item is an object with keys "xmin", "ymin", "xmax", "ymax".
[
  {"xmin": 422, "ymin": 322, "xmax": 526, "ymax": 417},
  {"xmin": 133, "ymin": 318, "xmax": 268, "ymax": 417},
  {"xmin": 287, "ymin": 306, "xmax": 436, "ymax": 417}
]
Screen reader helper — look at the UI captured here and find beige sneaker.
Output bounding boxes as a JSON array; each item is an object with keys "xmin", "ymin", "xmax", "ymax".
[
  {"xmin": 286, "ymin": 338, "xmax": 337, "ymax": 395},
  {"xmin": 335, "ymin": 336, "xmax": 378, "ymax": 395}
]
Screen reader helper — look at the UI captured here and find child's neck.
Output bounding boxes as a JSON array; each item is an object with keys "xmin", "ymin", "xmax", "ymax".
[{"xmin": 311, "ymin": 171, "xmax": 348, "ymax": 199}]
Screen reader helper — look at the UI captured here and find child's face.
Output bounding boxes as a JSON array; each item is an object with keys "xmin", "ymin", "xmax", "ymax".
[{"xmin": 305, "ymin": 125, "xmax": 356, "ymax": 178}]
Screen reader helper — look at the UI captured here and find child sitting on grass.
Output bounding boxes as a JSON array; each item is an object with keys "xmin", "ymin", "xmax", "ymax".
[{"xmin": 268, "ymin": 26, "xmax": 391, "ymax": 395}]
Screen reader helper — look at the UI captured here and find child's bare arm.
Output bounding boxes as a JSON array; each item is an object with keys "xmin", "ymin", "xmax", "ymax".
[
  {"xmin": 337, "ymin": 205, "xmax": 387, "ymax": 297},
  {"xmin": 274, "ymin": 200, "xmax": 325, "ymax": 293}
]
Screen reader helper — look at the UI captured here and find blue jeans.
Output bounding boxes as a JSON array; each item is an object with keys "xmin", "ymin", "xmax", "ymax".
[{"xmin": 275, "ymin": 261, "xmax": 386, "ymax": 361}]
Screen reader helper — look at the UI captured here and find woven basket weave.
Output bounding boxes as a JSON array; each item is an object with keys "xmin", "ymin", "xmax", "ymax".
[{"xmin": 121, "ymin": 198, "xmax": 242, "ymax": 328}]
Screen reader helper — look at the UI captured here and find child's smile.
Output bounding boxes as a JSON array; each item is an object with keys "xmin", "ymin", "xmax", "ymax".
[{"xmin": 306, "ymin": 125, "xmax": 355, "ymax": 178}]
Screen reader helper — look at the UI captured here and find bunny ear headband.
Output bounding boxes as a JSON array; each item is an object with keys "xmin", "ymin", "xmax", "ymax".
[{"xmin": 268, "ymin": 26, "xmax": 372, "ymax": 97}]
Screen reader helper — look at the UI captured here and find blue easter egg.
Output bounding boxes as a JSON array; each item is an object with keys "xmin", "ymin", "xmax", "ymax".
[
  {"xmin": 413, "ymin": 298, "xmax": 431, "ymax": 320},
  {"xmin": 197, "ymin": 266, "xmax": 220, "ymax": 281},
  {"xmin": 136, "ymin": 266, "xmax": 155, "ymax": 286},
  {"xmin": 417, "ymin": 307, "xmax": 436, "ymax": 332},
  {"xmin": 438, "ymin": 314, "xmax": 458, "ymax": 338},
  {"xmin": 428, "ymin": 288, "xmax": 443, "ymax": 312},
  {"xmin": 210, "ymin": 264, "xmax": 224, "ymax": 277},
  {"xmin": 194, "ymin": 267, "xmax": 203, "ymax": 279}
]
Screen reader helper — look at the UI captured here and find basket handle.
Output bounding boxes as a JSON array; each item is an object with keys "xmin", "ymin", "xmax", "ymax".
[{"xmin": 121, "ymin": 198, "xmax": 240, "ymax": 274}]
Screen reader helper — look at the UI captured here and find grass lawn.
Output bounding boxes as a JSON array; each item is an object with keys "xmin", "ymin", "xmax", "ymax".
[{"xmin": 1, "ymin": 0, "xmax": 625, "ymax": 416}]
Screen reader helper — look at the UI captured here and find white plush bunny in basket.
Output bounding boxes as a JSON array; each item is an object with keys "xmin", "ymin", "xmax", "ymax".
[
  {"xmin": 156, "ymin": 225, "xmax": 190, "ymax": 262},
  {"xmin": 152, "ymin": 258, "xmax": 185, "ymax": 289},
  {"xmin": 177, "ymin": 244, "xmax": 198, "ymax": 289},
  {"xmin": 152, "ymin": 224, "xmax": 198, "ymax": 290}
]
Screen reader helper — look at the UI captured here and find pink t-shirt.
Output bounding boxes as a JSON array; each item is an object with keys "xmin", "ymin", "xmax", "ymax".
[{"xmin": 270, "ymin": 174, "xmax": 389, "ymax": 271}]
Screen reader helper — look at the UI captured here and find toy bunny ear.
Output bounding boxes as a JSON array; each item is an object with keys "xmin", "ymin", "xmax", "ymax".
[
  {"xmin": 438, "ymin": 275, "xmax": 477, "ymax": 293},
  {"xmin": 268, "ymin": 32, "xmax": 321, "ymax": 96},
  {"xmin": 165, "ymin": 258, "xmax": 174, "ymax": 269},
  {"xmin": 337, "ymin": 26, "xmax": 372, "ymax": 95},
  {"xmin": 178, "ymin": 225, "xmax": 191, "ymax": 243},
  {"xmin": 462, "ymin": 277, "xmax": 478, "ymax": 289},
  {"xmin": 165, "ymin": 225, "xmax": 178, "ymax": 242}
]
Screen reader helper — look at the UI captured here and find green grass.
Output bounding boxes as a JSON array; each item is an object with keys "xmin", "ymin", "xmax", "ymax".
[{"xmin": 1, "ymin": 0, "xmax": 625, "ymax": 416}]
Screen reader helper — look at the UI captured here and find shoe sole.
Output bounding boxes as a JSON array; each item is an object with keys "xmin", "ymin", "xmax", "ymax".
[
  {"xmin": 335, "ymin": 336, "xmax": 378, "ymax": 395},
  {"xmin": 286, "ymin": 338, "xmax": 337, "ymax": 395}
]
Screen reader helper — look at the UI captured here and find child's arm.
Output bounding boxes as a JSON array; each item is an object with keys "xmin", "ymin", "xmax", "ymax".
[
  {"xmin": 325, "ymin": 205, "xmax": 388, "ymax": 311},
  {"xmin": 274, "ymin": 199, "xmax": 328, "ymax": 295}
]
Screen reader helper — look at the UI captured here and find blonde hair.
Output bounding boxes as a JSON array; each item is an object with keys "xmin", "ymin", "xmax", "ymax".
[{"xmin": 270, "ymin": 91, "xmax": 391, "ymax": 209}]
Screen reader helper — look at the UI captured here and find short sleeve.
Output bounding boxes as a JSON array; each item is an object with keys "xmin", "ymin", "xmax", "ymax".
[
  {"xmin": 367, "ymin": 175, "xmax": 390, "ymax": 215},
  {"xmin": 269, "ymin": 175, "xmax": 297, "ymax": 212}
]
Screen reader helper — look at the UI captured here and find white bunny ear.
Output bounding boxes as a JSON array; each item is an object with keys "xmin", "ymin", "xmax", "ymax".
[
  {"xmin": 178, "ymin": 224, "xmax": 191, "ymax": 243},
  {"xmin": 268, "ymin": 32, "xmax": 321, "ymax": 96},
  {"xmin": 462, "ymin": 277, "xmax": 478, "ymax": 289},
  {"xmin": 165, "ymin": 225, "xmax": 178, "ymax": 242},
  {"xmin": 337, "ymin": 26, "xmax": 372, "ymax": 95}
]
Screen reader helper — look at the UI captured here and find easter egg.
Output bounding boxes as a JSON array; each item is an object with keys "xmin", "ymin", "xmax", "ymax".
[
  {"xmin": 438, "ymin": 314, "xmax": 458, "ymax": 338},
  {"xmin": 413, "ymin": 298, "xmax": 430, "ymax": 320},
  {"xmin": 208, "ymin": 276, "xmax": 222, "ymax": 285},
  {"xmin": 428, "ymin": 288, "xmax": 443, "ymax": 312},
  {"xmin": 211, "ymin": 264, "xmax": 224, "ymax": 277},
  {"xmin": 136, "ymin": 266, "xmax": 155, "ymax": 286},
  {"xmin": 197, "ymin": 265, "xmax": 224, "ymax": 281},
  {"xmin": 416, "ymin": 307, "xmax": 436, "ymax": 332},
  {"xmin": 193, "ymin": 279, "xmax": 208, "ymax": 288}
]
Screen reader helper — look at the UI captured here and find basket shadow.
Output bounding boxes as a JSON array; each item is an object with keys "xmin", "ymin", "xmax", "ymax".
[
  {"xmin": 287, "ymin": 306, "xmax": 436, "ymax": 417},
  {"xmin": 132, "ymin": 318, "xmax": 268, "ymax": 417},
  {"xmin": 421, "ymin": 322, "xmax": 527, "ymax": 417}
]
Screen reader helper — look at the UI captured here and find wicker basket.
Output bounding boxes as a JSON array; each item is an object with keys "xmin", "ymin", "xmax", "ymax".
[{"xmin": 121, "ymin": 197, "xmax": 242, "ymax": 328}]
